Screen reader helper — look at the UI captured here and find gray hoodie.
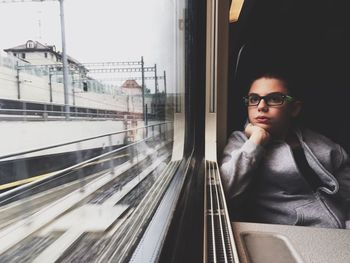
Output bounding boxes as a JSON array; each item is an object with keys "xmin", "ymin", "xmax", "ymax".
[{"xmin": 220, "ymin": 128, "xmax": 350, "ymax": 228}]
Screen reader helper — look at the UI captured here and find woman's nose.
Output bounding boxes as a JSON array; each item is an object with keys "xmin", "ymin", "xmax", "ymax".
[{"xmin": 257, "ymin": 99, "xmax": 268, "ymax": 112}]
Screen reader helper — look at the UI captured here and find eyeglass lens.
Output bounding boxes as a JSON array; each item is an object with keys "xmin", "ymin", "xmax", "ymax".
[{"xmin": 247, "ymin": 93, "xmax": 285, "ymax": 106}]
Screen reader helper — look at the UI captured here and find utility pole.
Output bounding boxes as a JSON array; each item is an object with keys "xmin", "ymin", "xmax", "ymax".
[
  {"xmin": 163, "ymin": 70, "xmax": 167, "ymax": 121},
  {"xmin": 154, "ymin": 64, "xmax": 158, "ymax": 119},
  {"xmin": 141, "ymin": 56, "xmax": 145, "ymax": 122},
  {"xmin": 59, "ymin": 0, "xmax": 70, "ymax": 119},
  {"xmin": 16, "ymin": 62, "xmax": 21, "ymax": 100},
  {"xmin": 49, "ymin": 67, "xmax": 53, "ymax": 102},
  {"xmin": 154, "ymin": 64, "xmax": 158, "ymax": 95},
  {"xmin": 163, "ymin": 70, "xmax": 167, "ymax": 96}
]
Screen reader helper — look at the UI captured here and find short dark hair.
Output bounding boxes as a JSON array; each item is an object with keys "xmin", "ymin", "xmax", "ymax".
[{"xmin": 248, "ymin": 71, "xmax": 300, "ymax": 99}]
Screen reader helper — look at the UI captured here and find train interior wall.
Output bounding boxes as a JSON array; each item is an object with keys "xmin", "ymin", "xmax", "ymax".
[{"xmin": 227, "ymin": 0, "xmax": 350, "ymax": 153}]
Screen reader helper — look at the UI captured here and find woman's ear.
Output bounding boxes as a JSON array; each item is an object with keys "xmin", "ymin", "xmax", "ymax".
[{"xmin": 290, "ymin": 100, "xmax": 302, "ymax": 117}]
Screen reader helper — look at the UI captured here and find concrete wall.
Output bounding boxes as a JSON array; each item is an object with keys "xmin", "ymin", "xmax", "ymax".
[{"xmin": 0, "ymin": 120, "xmax": 135, "ymax": 160}]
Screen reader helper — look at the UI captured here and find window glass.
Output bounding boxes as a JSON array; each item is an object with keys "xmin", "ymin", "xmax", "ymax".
[{"xmin": 0, "ymin": 0, "xmax": 186, "ymax": 261}]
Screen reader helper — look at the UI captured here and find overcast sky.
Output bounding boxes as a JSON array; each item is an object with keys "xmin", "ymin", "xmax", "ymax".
[{"xmin": 0, "ymin": 0, "xmax": 178, "ymax": 91}]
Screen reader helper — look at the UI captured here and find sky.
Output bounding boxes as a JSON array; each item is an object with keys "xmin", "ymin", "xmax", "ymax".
[{"xmin": 0, "ymin": 0, "xmax": 179, "ymax": 92}]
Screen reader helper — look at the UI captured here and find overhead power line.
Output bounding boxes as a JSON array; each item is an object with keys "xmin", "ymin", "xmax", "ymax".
[
  {"xmin": 82, "ymin": 61, "xmax": 142, "ymax": 67},
  {"xmin": 0, "ymin": 0, "xmax": 56, "ymax": 3},
  {"xmin": 87, "ymin": 67, "xmax": 155, "ymax": 73},
  {"xmin": 92, "ymin": 76, "xmax": 165, "ymax": 82}
]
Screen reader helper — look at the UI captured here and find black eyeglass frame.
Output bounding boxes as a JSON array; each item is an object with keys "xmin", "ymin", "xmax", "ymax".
[{"xmin": 243, "ymin": 92, "xmax": 295, "ymax": 106}]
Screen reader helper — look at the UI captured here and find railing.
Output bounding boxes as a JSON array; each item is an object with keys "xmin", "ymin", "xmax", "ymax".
[{"xmin": 0, "ymin": 108, "xmax": 143, "ymax": 121}]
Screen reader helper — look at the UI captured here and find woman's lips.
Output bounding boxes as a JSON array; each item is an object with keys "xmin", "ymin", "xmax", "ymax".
[{"xmin": 255, "ymin": 116, "xmax": 270, "ymax": 124}]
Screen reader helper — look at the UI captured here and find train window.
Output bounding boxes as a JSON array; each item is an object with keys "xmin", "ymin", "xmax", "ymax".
[{"xmin": 0, "ymin": 0, "xmax": 190, "ymax": 261}]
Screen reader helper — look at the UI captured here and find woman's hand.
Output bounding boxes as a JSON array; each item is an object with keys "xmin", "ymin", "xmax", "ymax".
[{"xmin": 245, "ymin": 123, "xmax": 271, "ymax": 146}]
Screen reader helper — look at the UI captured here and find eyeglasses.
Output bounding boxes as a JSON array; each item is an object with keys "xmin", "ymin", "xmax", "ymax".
[{"xmin": 243, "ymin": 92, "xmax": 294, "ymax": 106}]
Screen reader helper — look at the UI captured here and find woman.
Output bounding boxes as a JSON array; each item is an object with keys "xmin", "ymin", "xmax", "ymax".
[{"xmin": 220, "ymin": 73, "xmax": 350, "ymax": 228}]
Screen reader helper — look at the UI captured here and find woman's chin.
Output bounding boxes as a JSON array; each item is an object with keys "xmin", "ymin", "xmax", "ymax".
[{"xmin": 253, "ymin": 122, "xmax": 272, "ymax": 131}]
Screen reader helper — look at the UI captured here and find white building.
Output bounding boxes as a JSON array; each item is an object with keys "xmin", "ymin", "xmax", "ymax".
[
  {"xmin": 0, "ymin": 41, "xmax": 132, "ymax": 112},
  {"xmin": 4, "ymin": 40, "xmax": 87, "ymax": 75},
  {"xmin": 120, "ymin": 80, "xmax": 142, "ymax": 96}
]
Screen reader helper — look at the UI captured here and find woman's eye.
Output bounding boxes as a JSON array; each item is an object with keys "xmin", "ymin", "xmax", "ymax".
[{"xmin": 249, "ymin": 96, "xmax": 260, "ymax": 103}]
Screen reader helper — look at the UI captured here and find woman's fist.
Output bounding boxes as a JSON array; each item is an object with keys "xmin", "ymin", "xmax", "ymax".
[{"xmin": 245, "ymin": 123, "xmax": 271, "ymax": 145}]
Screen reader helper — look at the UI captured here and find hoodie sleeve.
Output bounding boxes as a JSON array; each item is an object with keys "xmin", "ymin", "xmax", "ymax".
[
  {"xmin": 333, "ymin": 145, "xmax": 350, "ymax": 229},
  {"xmin": 220, "ymin": 131, "xmax": 265, "ymax": 199}
]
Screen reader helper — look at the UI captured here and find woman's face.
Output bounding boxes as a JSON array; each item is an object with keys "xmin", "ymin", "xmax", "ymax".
[{"xmin": 247, "ymin": 77, "xmax": 301, "ymax": 137}]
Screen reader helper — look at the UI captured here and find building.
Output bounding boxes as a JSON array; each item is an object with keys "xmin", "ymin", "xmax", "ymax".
[
  {"xmin": 4, "ymin": 40, "xmax": 87, "ymax": 75},
  {"xmin": 120, "ymin": 79, "xmax": 142, "ymax": 96},
  {"xmin": 1, "ymin": 41, "xmax": 126, "ymax": 110}
]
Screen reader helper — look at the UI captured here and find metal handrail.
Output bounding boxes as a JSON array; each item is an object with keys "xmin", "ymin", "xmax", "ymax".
[
  {"xmin": 0, "ymin": 121, "xmax": 172, "ymax": 161},
  {"xmin": 0, "ymin": 108, "xmax": 142, "ymax": 119}
]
